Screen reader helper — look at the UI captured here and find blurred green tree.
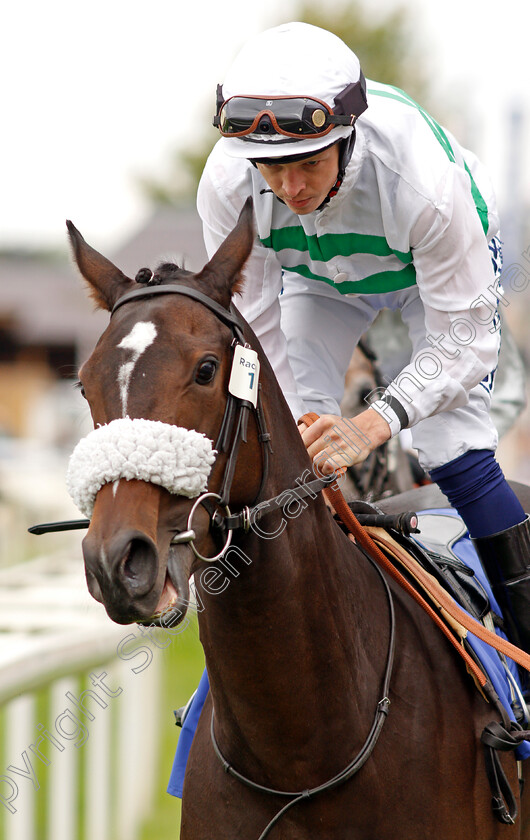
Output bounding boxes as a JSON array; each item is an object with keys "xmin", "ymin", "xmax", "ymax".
[
  {"xmin": 141, "ymin": 1, "xmax": 432, "ymax": 204},
  {"xmin": 296, "ymin": 2, "xmax": 431, "ymax": 101}
]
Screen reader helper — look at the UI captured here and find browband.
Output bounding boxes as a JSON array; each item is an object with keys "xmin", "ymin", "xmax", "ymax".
[{"xmin": 111, "ymin": 284, "xmax": 246, "ymax": 335}]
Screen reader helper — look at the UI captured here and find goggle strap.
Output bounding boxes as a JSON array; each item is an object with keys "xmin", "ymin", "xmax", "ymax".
[
  {"xmin": 213, "ymin": 84, "xmax": 224, "ymax": 126},
  {"xmin": 328, "ymin": 115, "xmax": 357, "ymax": 126},
  {"xmin": 333, "ymin": 72, "xmax": 368, "ymax": 120}
]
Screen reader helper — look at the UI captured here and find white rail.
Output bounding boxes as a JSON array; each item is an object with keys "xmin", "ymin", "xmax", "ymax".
[{"xmin": 0, "ymin": 552, "xmax": 163, "ymax": 840}]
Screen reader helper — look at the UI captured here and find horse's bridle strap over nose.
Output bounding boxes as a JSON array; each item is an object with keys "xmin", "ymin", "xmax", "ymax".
[{"xmin": 66, "ymin": 418, "xmax": 216, "ymax": 518}]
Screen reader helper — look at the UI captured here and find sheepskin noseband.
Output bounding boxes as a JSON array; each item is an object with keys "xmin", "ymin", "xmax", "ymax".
[{"xmin": 66, "ymin": 418, "xmax": 216, "ymax": 518}]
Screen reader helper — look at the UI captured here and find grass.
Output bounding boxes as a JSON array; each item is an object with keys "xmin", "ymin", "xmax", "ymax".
[
  {"xmin": 0, "ymin": 617, "xmax": 204, "ymax": 840},
  {"xmin": 138, "ymin": 616, "xmax": 205, "ymax": 840}
]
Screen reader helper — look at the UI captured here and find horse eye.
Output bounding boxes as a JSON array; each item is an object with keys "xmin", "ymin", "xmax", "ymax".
[
  {"xmin": 75, "ymin": 380, "xmax": 87, "ymax": 399},
  {"xmin": 195, "ymin": 359, "xmax": 218, "ymax": 385}
]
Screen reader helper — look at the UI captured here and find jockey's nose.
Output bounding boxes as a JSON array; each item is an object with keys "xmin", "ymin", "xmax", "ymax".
[{"xmin": 282, "ymin": 168, "xmax": 306, "ymax": 198}]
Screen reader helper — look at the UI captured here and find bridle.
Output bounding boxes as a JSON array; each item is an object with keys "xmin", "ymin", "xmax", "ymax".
[
  {"xmin": 111, "ymin": 283, "xmax": 337, "ymax": 562},
  {"xmin": 112, "ymin": 282, "xmax": 271, "ymax": 561},
  {"xmin": 30, "ymin": 281, "xmax": 337, "ymax": 548}
]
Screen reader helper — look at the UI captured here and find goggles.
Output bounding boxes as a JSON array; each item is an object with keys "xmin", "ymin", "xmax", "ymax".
[{"xmin": 213, "ymin": 76, "xmax": 367, "ymax": 140}]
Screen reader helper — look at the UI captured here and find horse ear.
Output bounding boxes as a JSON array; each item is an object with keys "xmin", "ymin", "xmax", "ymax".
[
  {"xmin": 66, "ymin": 221, "xmax": 135, "ymax": 311},
  {"xmin": 196, "ymin": 197, "xmax": 254, "ymax": 304}
]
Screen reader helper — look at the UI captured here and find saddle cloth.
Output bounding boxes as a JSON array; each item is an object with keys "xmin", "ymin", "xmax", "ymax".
[{"xmin": 406, "ymin": 507, "xmax": 530, "ymax": 760}]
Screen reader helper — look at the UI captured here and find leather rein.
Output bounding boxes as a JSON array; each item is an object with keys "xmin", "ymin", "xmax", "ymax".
[{"xmin": 28, "ymin": 282, "xmax": 397, "ymax": 836}]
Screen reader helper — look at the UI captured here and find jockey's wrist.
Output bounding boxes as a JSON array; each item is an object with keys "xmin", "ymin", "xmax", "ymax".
[
  {"xmin": 360, "ymin": 407, "xmax": 393, "ymax": 446},
  {"xmin": 369, "ymin": 396, "xmax": 409, "ymax": 438}
]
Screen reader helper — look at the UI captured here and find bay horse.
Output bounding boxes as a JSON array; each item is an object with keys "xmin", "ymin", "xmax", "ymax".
[{"xmin": 67, "ymin": 199, "xmax": 529, "ymax": 839}]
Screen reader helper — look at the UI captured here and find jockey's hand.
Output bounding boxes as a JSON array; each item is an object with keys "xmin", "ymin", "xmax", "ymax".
[{"xmin": 298, "ymin": 409, "xmax": 391, "ymax": 476}]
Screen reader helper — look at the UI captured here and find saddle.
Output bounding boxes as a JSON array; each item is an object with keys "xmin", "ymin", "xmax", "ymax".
[
  {"xmin": 395, "ymin": 512, "xmax": 492, "ymax": 622},
  {"xmin": 345, "ymin": 500, "xmax": 528, "ymax": 708},
  {"xmin": 346, "ymin": 501, "xmax": 492, "ymax": 623}
]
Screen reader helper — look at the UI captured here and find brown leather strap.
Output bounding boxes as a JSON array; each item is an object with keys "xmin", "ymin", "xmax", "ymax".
[
  {"xmin": 300, "ymin": 412, "xmax": 530, "ymax": 677},
  {"xmin": 365, "ymin": 528, "xmax": 487, "ymax": 688}
]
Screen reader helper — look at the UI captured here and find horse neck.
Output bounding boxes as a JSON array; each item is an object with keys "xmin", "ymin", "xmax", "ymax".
[
  {"xmin": 195, "ymin": 378, "xmax": 387, "ymax": 777},
  {"xmin": 199, "ymin": 350, "xmax": 365, "ymax": 662}
]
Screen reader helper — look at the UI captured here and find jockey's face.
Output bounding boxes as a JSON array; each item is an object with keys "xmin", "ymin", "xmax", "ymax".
[{"xmin": 256, "ymin": 144, "xmax": 340, "ymax": 215}]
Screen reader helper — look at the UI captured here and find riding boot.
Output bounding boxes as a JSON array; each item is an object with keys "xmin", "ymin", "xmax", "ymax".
[{"xmin": 472, "ymin": 515, "xmax": 530, "ymax": 654}]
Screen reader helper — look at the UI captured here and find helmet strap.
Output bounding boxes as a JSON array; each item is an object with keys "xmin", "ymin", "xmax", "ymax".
[
  {"xmin": 338, "ymin": 129, "xmax": 357, "ymax": 177},
  {"xmin": 317, "ymin": 128, "xmax": 357, "ymax": 209}
]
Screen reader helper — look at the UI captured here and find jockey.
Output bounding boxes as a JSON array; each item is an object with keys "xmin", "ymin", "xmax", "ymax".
[
  {"xmin": 167, "ymin": 21, "xmax": 530, "ymax": 800},
  {"xmin": 200, "ymin": 21, "xmax": 530, "ymax": 653}
]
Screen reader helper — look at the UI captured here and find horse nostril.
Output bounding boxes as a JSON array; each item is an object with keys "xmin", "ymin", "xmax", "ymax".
[{"xmin": 120, "ymin": 537, "xmax": 158, "ymax": 596}]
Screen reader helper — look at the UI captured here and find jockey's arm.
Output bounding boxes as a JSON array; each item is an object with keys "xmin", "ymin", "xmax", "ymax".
[
  {"xmin": 297, "ymin": 166, "xmax": 501, "ymax": 476},
  {"xmin": 197, "ymin": 152, "xmax": 308, "ymax": 421}
]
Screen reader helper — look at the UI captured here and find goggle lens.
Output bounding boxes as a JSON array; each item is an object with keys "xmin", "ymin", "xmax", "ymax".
[{"xmin": 218, "ymin": 96, "xmax": 336, "ymax": 139}]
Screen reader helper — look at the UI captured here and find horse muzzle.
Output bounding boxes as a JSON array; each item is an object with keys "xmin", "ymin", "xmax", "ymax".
[
  {"xmin": 82, "ymin": 526, "xmax": 159, "ymax": 621},
  {"xmin": 79, "ymin": 480, "xmax": 193, "ymax": 625},
  {"xmin": 82, "ymin": 527, "xmax": 195, "ymax": 626}
]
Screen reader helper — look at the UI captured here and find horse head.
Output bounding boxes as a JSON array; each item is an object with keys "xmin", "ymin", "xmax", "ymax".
[{"xmin": 67, "ymin": 199, "xmax": 269, "ymax": 626}]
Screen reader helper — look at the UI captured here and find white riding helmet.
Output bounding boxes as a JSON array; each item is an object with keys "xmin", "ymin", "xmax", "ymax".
[{"xmin": 214, "ymin": 22, "xmax": 367, "ymax": 160}]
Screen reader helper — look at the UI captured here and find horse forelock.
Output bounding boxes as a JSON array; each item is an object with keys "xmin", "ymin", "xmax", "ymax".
[
  {"xmin": 140, "ymin": 261, "xmax": 231, "ymax": 308},
  {"xmin": 152, "ymin": 261, "xmax": 194, "ymax": 283}
]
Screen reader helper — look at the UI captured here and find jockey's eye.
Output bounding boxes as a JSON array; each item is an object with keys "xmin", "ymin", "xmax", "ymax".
[{"xmin": 194, "ymin": 358, "xmax": 218, "ymax": 385}]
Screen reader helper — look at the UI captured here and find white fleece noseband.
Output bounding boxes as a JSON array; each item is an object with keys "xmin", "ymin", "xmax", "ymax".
[{"xmin": 66, "ymin": 418, "xmax": 216, "ymax": 518}]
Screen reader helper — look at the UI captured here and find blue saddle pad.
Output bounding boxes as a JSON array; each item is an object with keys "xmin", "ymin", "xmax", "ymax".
[
  {"xmin": 167, "ymin": 668, "xmax": 210, "ymax": 798},
  {"xmin": 412, "ymin": 508, "xmax": 529, "ymax": 761},
  {"xmin": 167, "ymin": 508, "xmax": 530, "ymax": 799}
]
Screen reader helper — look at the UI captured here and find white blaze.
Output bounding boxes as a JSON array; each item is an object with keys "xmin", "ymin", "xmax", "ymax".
[{"xmin": 117, "ymin": 321, "xmax": 157, "ymax": 415}]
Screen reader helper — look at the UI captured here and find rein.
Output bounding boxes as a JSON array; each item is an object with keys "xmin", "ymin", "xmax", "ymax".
[
  {"xmin": 329, "ymin": 485, "xmax": 530, "ymax": 677},
  {"xmin": 112, "ymin": 286, "xmax": 399, "ymax": 836},
  {"xmin": 210, "ymin": 548, "xmax": 395, "ymax": 840},
  {"xmin": 296, "ymin": 412, "xmax": 530, "ymax": 677},
  {"xmin": 30, "ymin": 283, "xmax": 529, "ymax": 829}
]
